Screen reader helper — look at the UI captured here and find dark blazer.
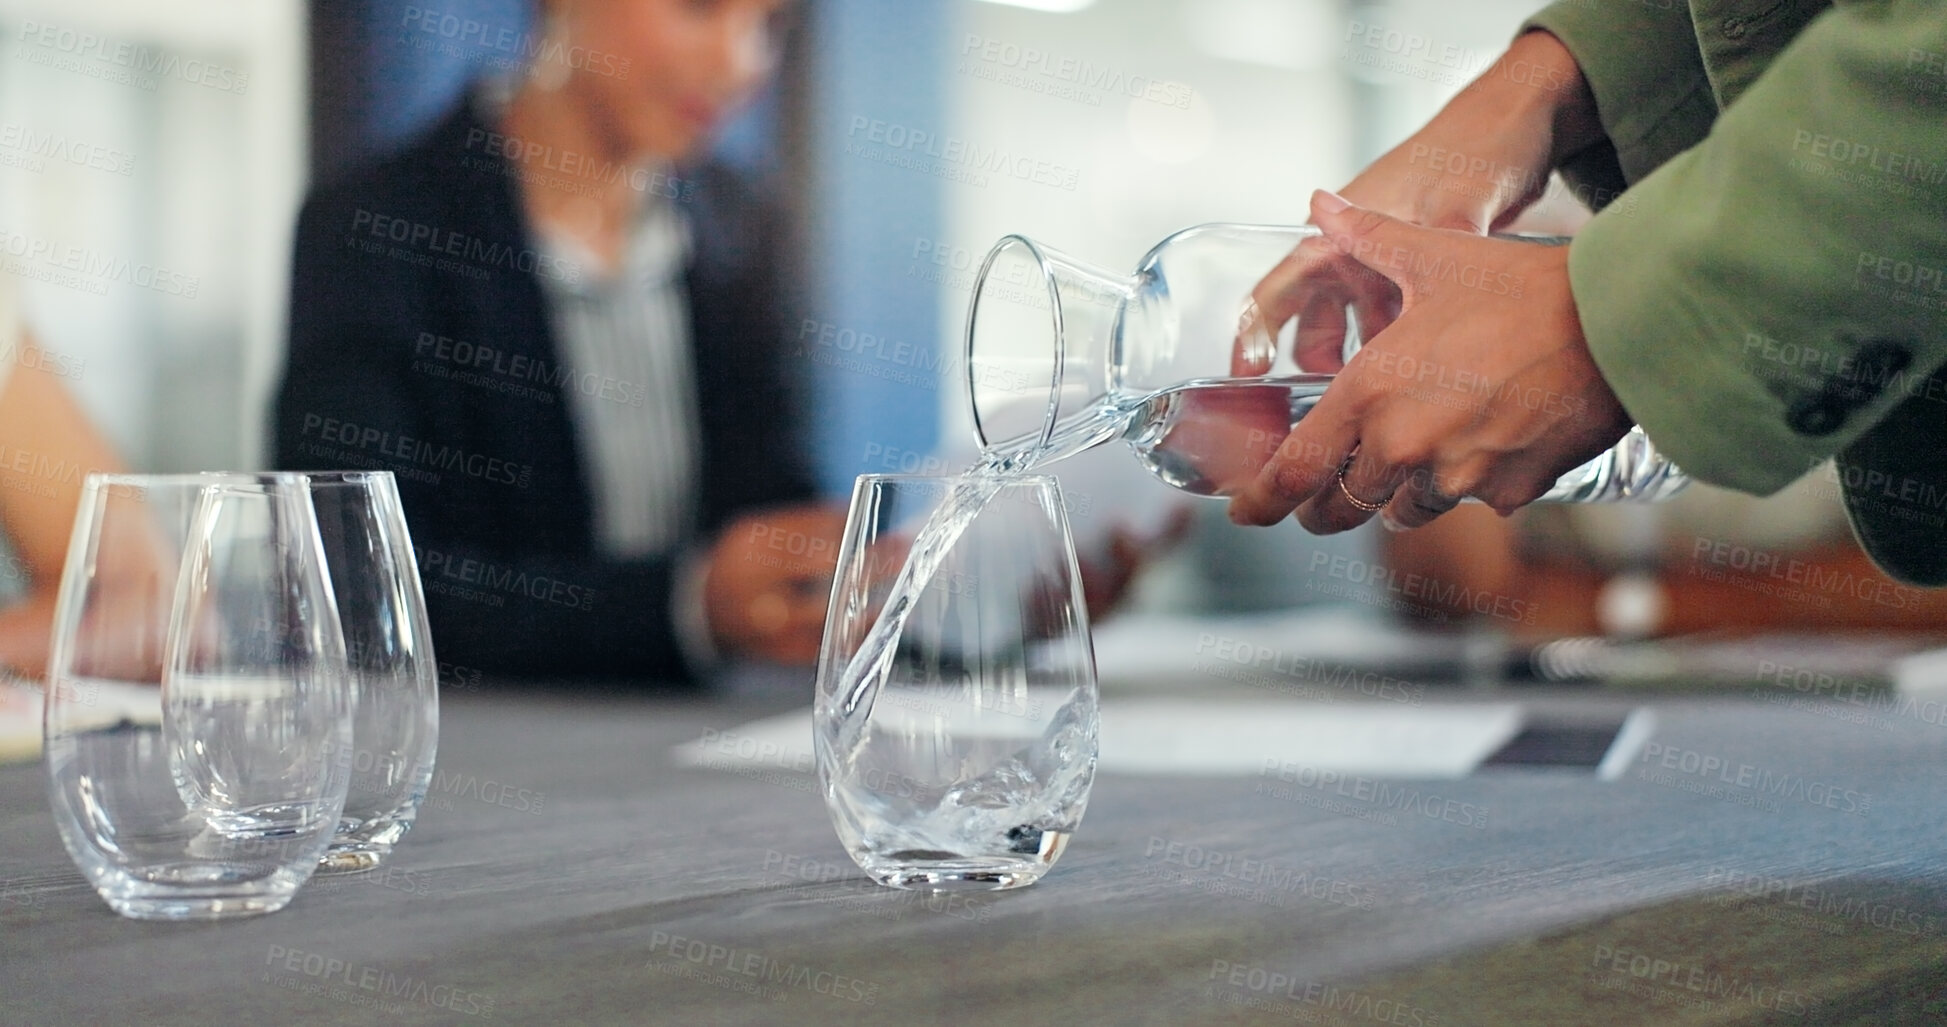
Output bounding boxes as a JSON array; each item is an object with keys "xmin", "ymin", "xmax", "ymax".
[{"xmin": 275, "ymin": 102, "xmax": 815, "ymax": 682}]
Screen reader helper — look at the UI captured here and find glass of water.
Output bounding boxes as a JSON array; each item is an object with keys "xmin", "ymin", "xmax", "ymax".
[
  {"xmin": 813, "ymin": 474, "xmax": 1099, "ymax": 892},
  {"xmin": 305, "ymin": 472, "xmax": 439, "ymax": 873},
  {"xmin": 44, "ymin": 475, "xmax": 351, "ymax": 919}
]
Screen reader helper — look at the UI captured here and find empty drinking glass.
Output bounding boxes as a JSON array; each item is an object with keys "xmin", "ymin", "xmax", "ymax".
[
  {"xmin": 814, "ymin": 474, "xmax": 1098, "ymax": 891},
  {"xmin": 304, "ymin": 472, "xmax": 438, "ymax": 872},
  {"xmin": 44, "ymin": 475, "xmax": 351, "ymax": 919}
]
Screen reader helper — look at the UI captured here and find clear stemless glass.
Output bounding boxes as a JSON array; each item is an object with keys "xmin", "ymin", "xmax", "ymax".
[
  {"xmin": 814, "ymin": 474, "xmax": 1099, "ymax": 892},
  {"xmin": 304, "ymin": 472, "xmax": 438, "ymax": 873},
  {"xmin": 44, "ymin": 474, "xmax": 351, "ymax": 920}
]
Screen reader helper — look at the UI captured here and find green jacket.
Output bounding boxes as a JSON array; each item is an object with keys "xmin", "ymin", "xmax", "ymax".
[{"xmin": 1526, "ymin": 0, "xmax": 1947, "ymax": 585}]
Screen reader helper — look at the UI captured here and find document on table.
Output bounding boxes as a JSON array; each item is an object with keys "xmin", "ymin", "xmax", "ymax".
[
  {"xmin": 1, "ymin": 680, "xmax": 164, "ymax": 765},
  {"xmin": 671, "ymin": 700, "xmax": 1525, "ymax": 780},
  {"xmin": 1088, "ymin": 607, "xmax": 1483, "ymax": 690}
]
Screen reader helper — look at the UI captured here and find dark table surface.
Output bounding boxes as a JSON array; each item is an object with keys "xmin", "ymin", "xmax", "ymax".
[{"xmin": 6, "ymin": 680, "xmax": 1947, "ymax": 1025}]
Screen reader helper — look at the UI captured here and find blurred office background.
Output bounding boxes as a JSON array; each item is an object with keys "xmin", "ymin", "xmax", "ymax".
[{"xmin": 0, "ymin": 0, "xmax": 1554, "ymax": 612}]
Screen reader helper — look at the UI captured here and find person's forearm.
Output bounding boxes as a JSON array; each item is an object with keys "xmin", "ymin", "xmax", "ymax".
[
  {"xmin": 1526, "ymin": 31, "xmax": 1604, "ymax": 171},
  {"xmin": 0, "ymin": 594, "xmax": 56, "ymax": 679},
  {"xmin": 1567, "ymin": 0, "xmax": 1947, "ymax": 501},
  {"xmin": 1448, "ymin": 30, "xmax": 1604, "ymax": 175},
  {"xmin": 1373, "ymin": 29, "xmax": 1606, "ymax": 232}
]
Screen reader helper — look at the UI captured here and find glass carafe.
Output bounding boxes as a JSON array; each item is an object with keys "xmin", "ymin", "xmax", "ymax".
[{"xmin": 964, "ymin": 223, "xmax": 1687, "ymax": 503}]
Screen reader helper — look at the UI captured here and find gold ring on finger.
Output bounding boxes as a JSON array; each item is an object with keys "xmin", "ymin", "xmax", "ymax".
[{"xmin": 1335, "ymin": 463, "xmax": 1387, "ymax": 513}]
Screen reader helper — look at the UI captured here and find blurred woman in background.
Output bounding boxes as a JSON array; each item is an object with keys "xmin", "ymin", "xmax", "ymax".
[{"xmin": 277, "ymin": 0, "xmax": 839, "ymax": 682}]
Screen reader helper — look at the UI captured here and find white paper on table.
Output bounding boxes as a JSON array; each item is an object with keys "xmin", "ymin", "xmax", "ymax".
[
  {"xmin": 1099, "ymin": 699, "xmax": 1522, "ymax": 778},
  {"xmin": 1089, "ymin": 607, "xmax": 1474, "ymax": 691},
  {"xmin": 669, "ymin": 700, "xmax": 1524, "ymax": 780},
  {"xmin": 0, "ymin": 680, "xmax": 164, "ymax": 765}
]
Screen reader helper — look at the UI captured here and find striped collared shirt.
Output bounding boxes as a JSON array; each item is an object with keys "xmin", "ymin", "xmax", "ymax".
[{"xmin": 532, "ymin": 191, "xmax": 701, "ymax": 559}]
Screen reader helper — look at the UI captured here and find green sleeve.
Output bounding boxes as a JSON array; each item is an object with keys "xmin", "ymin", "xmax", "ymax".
[
  {"xmin": 1568, "ymin": 0, "xmax": 1947, "ymax": 495},
  {"xmin": 1523, "ymin": 1, "xmax": 1719, "ymax": 189}
]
